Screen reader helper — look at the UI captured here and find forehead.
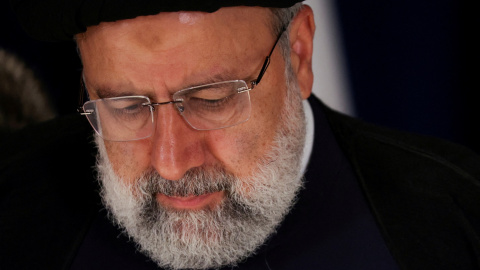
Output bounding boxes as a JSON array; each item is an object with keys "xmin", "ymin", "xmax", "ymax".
[{"xmin": 77, "ymin": 7, "xmax": 274, "ymax": 98}]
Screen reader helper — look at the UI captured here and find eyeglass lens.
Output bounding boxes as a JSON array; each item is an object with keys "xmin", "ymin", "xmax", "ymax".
[
  {"xmin": 83, "ymin": 80, "xmax": 251, "ymax": 141},
  {"xmin": 83, "ymin": 96, "xmax": 155, "ymax": 141}
]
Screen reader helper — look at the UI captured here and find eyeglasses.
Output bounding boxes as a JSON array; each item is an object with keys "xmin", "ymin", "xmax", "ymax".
[{"xmin": 78, "ymin": 28, "xmax": 285, "ymax": 142}]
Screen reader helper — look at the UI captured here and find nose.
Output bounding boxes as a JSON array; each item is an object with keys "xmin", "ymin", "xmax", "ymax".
[{"xmin": 150, "ymin": 105, "xmax": 205, "ymax": 180}]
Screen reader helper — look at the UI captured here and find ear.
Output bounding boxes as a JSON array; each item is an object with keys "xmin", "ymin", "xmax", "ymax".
[{"xmin": 288, "ymin": 5, "xmax": 315, "ymax": 100}]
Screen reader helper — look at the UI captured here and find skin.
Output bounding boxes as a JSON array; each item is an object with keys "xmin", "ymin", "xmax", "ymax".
[{"xmin": 77, "ymin": 6, "xmax": 315, "ymax": 210}]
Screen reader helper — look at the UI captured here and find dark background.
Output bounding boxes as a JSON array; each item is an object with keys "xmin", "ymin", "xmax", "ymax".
[
  {"xmin": 334, "ymin": 0, "xmax": 479, "ymax": 154},
  {"xmin": 1, "ymin": 1, "xmax": 478, "ymax": 153}
]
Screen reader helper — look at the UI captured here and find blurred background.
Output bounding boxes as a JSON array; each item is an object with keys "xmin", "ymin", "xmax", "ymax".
[{"xmin": 1, "ymin": 0, "xmax": 478, "ymax": 153}]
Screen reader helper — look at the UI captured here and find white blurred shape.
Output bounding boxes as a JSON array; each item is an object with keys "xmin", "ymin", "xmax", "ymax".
[{"xmin": 304, "ymin": 0, "xmax": 354, "ymax": 115}]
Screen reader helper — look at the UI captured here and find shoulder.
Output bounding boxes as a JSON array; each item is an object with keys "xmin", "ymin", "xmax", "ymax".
[
  {"xmin": 319, "ymin": 98, "xmax": 480, "ymax": 187},
  {"xmin": 1, "ymin": 114, "xmax": 93, "ymax": 161},
  {"xmin": 0, "ymin": 115, "xmax": 100, "ymax": 269},
  {"xmin": 310, "ymin": 96, "xmax": 480, "ymax": 269},
  {"xmin": 0, "ymin": 114, "xmax": 97, "ymax": 190}
]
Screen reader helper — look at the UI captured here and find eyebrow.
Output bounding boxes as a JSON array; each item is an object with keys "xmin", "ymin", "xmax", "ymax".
[
  {"xmin": 184, "ymin": 74, "xmax": 237, "ymax": 89},
  {"xmin": 183, "ymin": 70, "xmax": 256, "ymax": 90},
  {"xmin": 93, "ymin": 87, "xmax": 144, "ymax": 99},
  {"xmin": 86, "ymin": 69, "xmax": 256, "ymax": 100}
]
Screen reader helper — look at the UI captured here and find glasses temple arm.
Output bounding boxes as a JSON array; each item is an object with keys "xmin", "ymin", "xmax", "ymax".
[
  {"xmin": 77, "ymin": 76, "xmax": 87, "ymax": 113},
  {"xmin": 252, "ymin": 26, "xmax": 287, "ymax": 87}
]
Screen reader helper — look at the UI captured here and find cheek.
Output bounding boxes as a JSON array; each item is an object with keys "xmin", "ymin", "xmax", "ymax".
[
  {"xmin": 205, "ymin": 130, "xmax": 259, "ymax": 175},
  {"xmin": 205, "ymin": 110, "xmax": 278, "ymax": 177},
  {"xmin": 105, "ymin": 139, "xmax": 152, "ymax": 183},
  {"xmin": 205, "ymin": 84, "xmax": 286, "ymax": 176}
]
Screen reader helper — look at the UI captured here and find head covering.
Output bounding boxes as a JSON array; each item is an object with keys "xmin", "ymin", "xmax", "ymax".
[{"xmin": 10, "ymin": 0, "xmax": 303, "ymax": 41}]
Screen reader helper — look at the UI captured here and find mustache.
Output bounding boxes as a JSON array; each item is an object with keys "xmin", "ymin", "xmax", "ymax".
[{"xmin": 139, "ymin": 166, "xmax": 236, "ymax": 197}]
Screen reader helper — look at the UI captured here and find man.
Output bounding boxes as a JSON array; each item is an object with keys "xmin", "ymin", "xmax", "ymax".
[{"xmin": 1, "ymin": 1, "xmax": 479, "ymax": 269}]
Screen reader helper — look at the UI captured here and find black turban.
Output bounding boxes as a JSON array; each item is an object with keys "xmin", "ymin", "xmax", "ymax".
[{"xmin": 10, "ymin": 0, "xmax": 303, "ymax": 41}]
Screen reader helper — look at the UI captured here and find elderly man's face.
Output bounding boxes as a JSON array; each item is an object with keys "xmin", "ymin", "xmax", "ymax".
[
  {"xmin": 78, "ymin": 6, "xmax": 314, "ymax": 269},
  {"xmin": 81, "ymin": 8, "xmax": 284, "ymax": 205}
]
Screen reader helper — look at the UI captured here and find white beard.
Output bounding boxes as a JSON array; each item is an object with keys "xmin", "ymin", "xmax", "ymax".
[{"xmin": 95, "ymin": 75, "xmax": 307, "ymax": 270}]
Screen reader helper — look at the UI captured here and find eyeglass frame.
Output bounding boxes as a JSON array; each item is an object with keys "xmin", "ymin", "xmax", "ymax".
[{"xmin": 77, "ymin": 26, "xmax": 287, "ymax": 136}]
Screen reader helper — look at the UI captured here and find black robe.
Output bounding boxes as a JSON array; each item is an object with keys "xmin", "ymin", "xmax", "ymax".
[{"xmin": 1, "ymin": 95, "xmax": 479, "ymax": 269}]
